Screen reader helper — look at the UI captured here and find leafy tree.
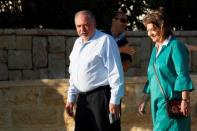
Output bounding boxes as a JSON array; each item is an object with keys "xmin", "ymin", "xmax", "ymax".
[
  {"xmin": 146, "ymin": 0, "xmax": 197, "ymax": 30},
  {"xmin": 0, "ymin": 0, "xmax": 23, "ymax": 28},
  {"xmin": 0, "ymin": 0, "xmax": 147, "ymax": 30},
  {"xmin": 62, "ymin": 0, "xmax": 147, "ymax": 30},
  {"xmin": 0, "ymin": 0, "xmax": 197, "ymax": 30},
  {"xmin": 116, "ymin": 0, "xmax": 148, "ymax": 30}
]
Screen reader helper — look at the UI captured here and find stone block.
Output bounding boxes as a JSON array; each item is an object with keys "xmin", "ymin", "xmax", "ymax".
[
  {"xmin": 0, "ymin": 36, "xmax": 5, "ymax": 49},
  {"xmin": 65, "ymin": 37, "xmax": 77, "ymax": 66},
  {"xmin": 33, "ymin": 37, "xmax": 48, "ymax": 68},
  {"xmin": 0, "ymin": 63, "xmax": 8, "ymax": 80},
  {"xmin": 0, "ymin": 77, "xmax": 197, "ymax": 130},
  {"xmin": 40, "ymin": 87, "xmax": 65, "ymax": 106},
  {"xmin": 124, "ymin": 68, "xmax": 141, "ymax": 77},
  {"xmin": 39, "ymin": 69, "xmax": 49, "ymax": 79},
  {"xmin": 48, "ymin": 70, "xmax": 65, "ymax": 79},
  {"xmin": 0, "ymin": 109, "xmax": 10, "ymax": 127},
  {"xmin": 0, "ymin": 36, "xmax": 15, "ymax": 49},
  {"xmin": 8, "ymin": 50, "xmax": 32, "ymax": 69},
  {"xmin": 2, "ymin": 127, "xmax": 66, "ymax": 131},
  {"xmin": 48, "ymin": 53, "xmax": 65, "ymax": 79},
  {"xmin": 16, "ymin": 36, "xmax": 32, "ymax": 50},
  {"xmin": 48, "ymin": 36, "xmax": 65, "ymax": 53},
  {"xmin": 121, "ymin": 83, "xmax": 152, "ymax": 131},
  {"xmin": 0, "ymin": 49, "xmax": 8, "ymax": 63},
  {"xmin": 9, "ymin": 70, "xmax": 22, "ymax": 81},
  {"xmin": 191, "ymin": 52, "xmax": 197, "ymax": 72},
  {"xmin": 22, "ymin": 70, "xmax": 40, "ymax": 80},
  {"xmin": 0, "ymin": 86, "xmax": 39, "ymax": 107},
  {"xmin": 12, "ymin": 108, "xmax": 57, "ymax": 126}
]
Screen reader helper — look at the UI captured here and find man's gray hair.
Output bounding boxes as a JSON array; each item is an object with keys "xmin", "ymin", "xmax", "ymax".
[{"xmin": 74, "ymin": 10, "xmax": 95, "ymax": 22}]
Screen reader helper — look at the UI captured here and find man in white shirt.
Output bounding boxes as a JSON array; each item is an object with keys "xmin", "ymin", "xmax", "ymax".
[{"xmin": 65, "ymin": 10, "xmax": 124, "ymax": 131}]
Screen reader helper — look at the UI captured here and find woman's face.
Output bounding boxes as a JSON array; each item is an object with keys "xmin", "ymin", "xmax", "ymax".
[{"xmin": 146, "ymin": 23, "xmax": 161, "ymax": 43}]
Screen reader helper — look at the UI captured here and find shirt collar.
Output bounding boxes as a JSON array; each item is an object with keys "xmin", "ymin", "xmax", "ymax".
[
  {"xmin": 155, "ymin": 35, "xmax": 172, "ymax": 47},
  {"xmin": 79, "ymin": 29, "xmax": 97, "ymax": 44},
  {"xmin": 112, "ymin": 32, "xmax": 125, "ymax": 41},
  {"xmin": 163, "ymin": 35, "xmax": 171, "ymax": 46},
  {"xmin": 155, "ymin": 35, "xmax": 172, "ymax": 57}
]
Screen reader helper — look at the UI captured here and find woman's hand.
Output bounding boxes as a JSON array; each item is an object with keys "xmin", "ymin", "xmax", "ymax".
[
  {"xmin": 138, "ymin": 101, "xmax": 146, "ymax": 115},
  {"xmin": 138, "ymin": 94, "xmax": 149, "ymax": 115},
  {"xmin": 181, "ymin": 91, "xmax": 191, "ymax": 116},
  {"xmin": 181, "ymin": 99, "xmax": 190, "ymax": 116}
]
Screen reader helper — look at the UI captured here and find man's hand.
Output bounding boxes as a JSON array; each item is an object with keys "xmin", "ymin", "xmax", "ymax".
[
  {"xmin": 65, "ymin": 102, "xmax": 75, "ymax": 117},
  {"xmin": 119, "ymin": 44, "xmax": 136, "ymax": 55},
  {"xmin": 109, "ymin": 103, "xmax": 120, "ymax": 119}
]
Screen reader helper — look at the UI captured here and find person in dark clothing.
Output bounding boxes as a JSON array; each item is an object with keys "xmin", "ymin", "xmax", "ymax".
[
  {"xmin": 102, "ymin": 11, "xmax": 136, "ymax": 131},
  {"xmin": 103, "ymin": 11, "xmax": 136, "ymax": 72}
]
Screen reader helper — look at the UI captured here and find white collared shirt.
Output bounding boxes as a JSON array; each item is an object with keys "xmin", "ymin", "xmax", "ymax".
[
  {"xmin": 67, "ymin": 30, "xmax": 124, "ymax": 104},
  {"xmin": 156, "ymin": 36, "xmax": 171, "ymax": 57}
]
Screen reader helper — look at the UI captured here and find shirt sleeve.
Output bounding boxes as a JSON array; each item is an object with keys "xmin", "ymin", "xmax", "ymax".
[
  {"xmin": 67, "ymin": 49, "xmax": 80, "ymax": 103},
  {"xmin": 67, "ymin": 73, "xmax": 79, "ymax": 103},
  {"xmin": 172, "ymin": 40, "xmax": 194, "ymax": 91},
  {"xmin": 102, "ymin": 36, "xmax": 125, "ymax": 105}
]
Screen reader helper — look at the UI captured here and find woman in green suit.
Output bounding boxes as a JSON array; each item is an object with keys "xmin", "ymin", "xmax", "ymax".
[{"xmin": 138, "ymin": 8, "xmax": 194, "ymax": 131}]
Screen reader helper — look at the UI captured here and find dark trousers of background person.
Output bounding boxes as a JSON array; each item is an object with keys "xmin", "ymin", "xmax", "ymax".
[{"xmin": 74, "ymin": 85, "xmax": 121, "ymax": 131}]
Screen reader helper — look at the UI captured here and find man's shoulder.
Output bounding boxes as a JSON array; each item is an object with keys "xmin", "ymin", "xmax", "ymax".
[
  {"xmin": 94, "ymin": 30, "xmax": 116, "ymax": 47},
  {"xmin": 96, "ymin": 30, "xmax": 113, "ymax": 39},
  {"xmin": 117, "ymin": 36, "xmax": 128, "ymax": 46},
  {"xmin": 101, "ymin": 30, "xmax": 112, "ymax": 35}
]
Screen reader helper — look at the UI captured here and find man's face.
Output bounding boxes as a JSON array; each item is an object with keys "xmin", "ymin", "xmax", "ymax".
[
  {"xmin": 113, "ymin": 13, "xmax": 128, "ymax": 32},
  {"xmin": 75, "ymin": 13, "xmax": 95, "ymax": 42}
]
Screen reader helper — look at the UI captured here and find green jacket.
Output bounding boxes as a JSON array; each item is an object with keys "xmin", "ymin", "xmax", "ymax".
[{"xmin": 144, "ymin": 37, "xmax": 194, "ymax": 131}]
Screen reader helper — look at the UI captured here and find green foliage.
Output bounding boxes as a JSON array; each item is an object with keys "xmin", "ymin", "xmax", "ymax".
[
  {"xmin": 0, "ymin": 0, "xmax": 23, "ymax": 28},
  {"xmin": 0, "ymin": 0, "xmax": 197, "ymax": 30},
  {"xmin": 146, "ymin": 0, "xmax": 197, "ymax": 30},
  {"xmin": 118, "ymin": 0, "xmax": 148, "ymax": 30}
]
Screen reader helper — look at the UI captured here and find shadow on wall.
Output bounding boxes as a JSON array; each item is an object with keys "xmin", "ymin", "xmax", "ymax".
[
  {"xmin": 0, "ymin": 77, "xmax": 197, "ymax": 131},
  {"xmin": 0, "ymin": 79, "xmax": 74, "ymax": 131},
  {"xmin": 121, "ymin": 81, "xmax": 152, "ymax": 131}
]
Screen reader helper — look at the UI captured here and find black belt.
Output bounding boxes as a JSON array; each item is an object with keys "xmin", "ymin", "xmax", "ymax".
[{"xmin": 79, "ymin": 85, "xmax": 110, "ymax": 96}]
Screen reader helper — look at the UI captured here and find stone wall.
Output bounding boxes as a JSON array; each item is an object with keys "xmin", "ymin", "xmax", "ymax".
[
  {"xmin": 0, "ymin": 76, "xmax": 197, "ymax": 131},
  {"xmin": 0, "ymin": 29, "xmax": 197, "ymax": 81}
]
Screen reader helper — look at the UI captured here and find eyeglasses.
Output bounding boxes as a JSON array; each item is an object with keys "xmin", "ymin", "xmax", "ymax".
[{"xmin": 115, "ymin": 17, "xmax": 128, "ymax": 23}]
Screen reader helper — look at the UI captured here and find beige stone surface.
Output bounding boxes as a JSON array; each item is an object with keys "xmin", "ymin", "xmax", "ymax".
[{"xmin": 0, "ymin": 76, "xmax": 196, "ymax": 131}]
